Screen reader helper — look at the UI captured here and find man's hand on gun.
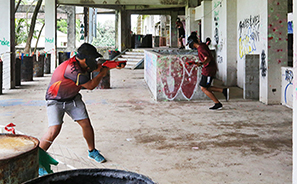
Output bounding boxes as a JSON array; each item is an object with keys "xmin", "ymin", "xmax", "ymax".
[{"xmin": 186, "ymin": 61, "xmax": 203, "ymax": 67}]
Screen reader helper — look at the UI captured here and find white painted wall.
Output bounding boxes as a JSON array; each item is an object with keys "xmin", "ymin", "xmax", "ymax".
[
  {"xmin": 236, "ymin": 0, "xmax": 267, "ymax": 89},
  {"xmin": 185, "ymin": 7, "xmax": 198, "ymax": 41},
  {"xmin": 45, "ymin": 0, "xmax": 57, "ymax": 72},
  {"xmin": 293, "ymin": 2, "xmax": 297, "ymax": 183},
  {"xmin": 0, "ymin": 1, "xmax": 12, "ymax": 89}
]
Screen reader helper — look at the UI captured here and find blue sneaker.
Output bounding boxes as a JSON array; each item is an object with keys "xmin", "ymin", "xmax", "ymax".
[
  {"xmin": 39, "ymin": 167, "xmax": 48, "ymax": 177},
  {"xmin": 88, "ymin": 149, "xmax": 106, "ymax": 163}
]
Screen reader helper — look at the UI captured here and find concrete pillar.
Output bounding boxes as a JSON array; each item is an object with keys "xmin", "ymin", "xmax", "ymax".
[
  {"xmin": 117, "ymin": 9, "xmax": 131, "ymax": 51},
  {"xmin": 88, "ymin": 7, "xmax": 97, "ymax": 44},
  {"xmin": 195, "ymin": 1, "xmax": 212, "ymax": 42},
  {"xmin": 293, "ymin": 1, "xmax": 297, "ymax": 183},
  {"xmin": 0, "ymin": 0, "xmax": 15, "ymax": 89},
  {"xmin": 185, "ymin": 7, "xmax": 198, "ymax": 40},
  {"xmin": 65, "ymin": 6, "xmax": 76, "ymax": 52},
  {"xmin": 170, "ymin": 11, "xmax": 178, "ymax": 48},
  {"xmin": 45, "ymin": 0, "xmax": 57, "ymax": 72},
  {"xmin": 225, "ymin": 0, "xmax": 237, "ymax": 86},
  {"xmin": 265, "ymin": 0, "xmax": 288, "ymax": 104},
  {"xmin": 115, "ymin": 10, "xmax": 119, "ymax": 50}
]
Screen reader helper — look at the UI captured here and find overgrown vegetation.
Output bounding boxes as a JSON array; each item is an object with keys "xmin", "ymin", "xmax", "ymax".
[{"xmin": 92, "ymin": 20, "xmax": 115, "ymax": 47}]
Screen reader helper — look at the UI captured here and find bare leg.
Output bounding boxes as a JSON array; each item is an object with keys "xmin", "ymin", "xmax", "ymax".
[
  {"xmin": 179, "ymin": 37, "xmax": 184, "ymax": 48},
  {"xmin": 76, "ymin": 118, "xmax": 95, "ymax": 151},
  {"xmin": 208, "ymin": 86, "xmax": 223, "ymax": 93},
  {"xmin": 201, "ymin": 86, "xmax": 220, "ymax": 103},
  {"xmin": 40, "ymin": 125, "xmax": 62, "ymax": 151}
]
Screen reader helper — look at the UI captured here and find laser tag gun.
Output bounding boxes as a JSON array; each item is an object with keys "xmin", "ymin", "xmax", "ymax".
[
  {"xmin": 186, "ymin": 61, "xmax": 203, "ymax": 66},
  {"xmin": 186, "ymin": 61, "xmax": 197, "ymax": 66},
  {"xmin": 98, "ymin": 59, "xmax": 127, "ymax": 68}
]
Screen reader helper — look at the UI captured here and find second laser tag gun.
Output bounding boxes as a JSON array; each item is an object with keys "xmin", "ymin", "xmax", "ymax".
[
  {"xmin": 186, "ymin": 61, "xmax": 197, "ymax": 65},
  {"xmin": 98, "ymin": 59, "xmax": 127, "ymax": 68}
]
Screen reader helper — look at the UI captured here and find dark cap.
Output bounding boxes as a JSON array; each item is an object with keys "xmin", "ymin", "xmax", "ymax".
[
  {"xmin": 77, "ymin": 43, "xmax": 102, "ymax": 58},
  {"xmin": 77, "ymin": 43, "xmax": 102, "ymax": 72}
]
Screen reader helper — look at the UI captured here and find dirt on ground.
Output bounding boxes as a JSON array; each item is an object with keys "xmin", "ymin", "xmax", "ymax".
[{"xmin": 0, "ymin": 69, "xmax": 292, "ymax": 184}]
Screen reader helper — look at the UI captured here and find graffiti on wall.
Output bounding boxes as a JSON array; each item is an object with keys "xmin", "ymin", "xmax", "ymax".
[
  {"xmin": 157, "ymin": 56, "xmax": 200, "ymax": 100},
  {"xmin": 238, "ymin": 15, "xmax": 260, "ymax": 58},
  {"xmin": 0, "ymin": 38, "xmax": 10, "ymax": 47},
  {"xmin": 284, "ymin": 69, "xmax": 293, "ymax": 104},
  {"xmin": 260, "ymin": 50, "xmax": 267, "ymax": 77},
  {"xmin": 213, "ymin": 1, "xmax": 222, "ymax": 45}
]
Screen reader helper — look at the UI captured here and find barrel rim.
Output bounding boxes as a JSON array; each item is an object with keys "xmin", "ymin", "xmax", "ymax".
[
  {"xmin": 23, "ymin": 168, "xmax": 157, "ymax": 184},
  {"xmin": 0, "ymin": 133, "xmax": 40, "ymax": 162}
]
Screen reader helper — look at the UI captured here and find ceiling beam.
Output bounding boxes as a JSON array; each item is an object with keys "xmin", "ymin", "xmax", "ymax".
[{"xmin": 57, "ymin": 0, "xmax": 187, "ymax": 6}]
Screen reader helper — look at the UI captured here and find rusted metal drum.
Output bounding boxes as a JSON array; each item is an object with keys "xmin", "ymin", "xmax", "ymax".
[
  {"xmin": 0, "ymin": 134, "xmax": 39, "ymax": 184},
  {"xmin": 44, "ymin": 53, "xmax": 51, "ymax": 74},
  {"xmin": 33, "ymin": 54, "xmax": 45, "ymax": 77},
  {"xmin": 24, "ymin": 169, "xmax": 156, "ymax": 184},
  {"xmin": 21, "ymin": 56, "xmax": 34, "ymax": 81}
]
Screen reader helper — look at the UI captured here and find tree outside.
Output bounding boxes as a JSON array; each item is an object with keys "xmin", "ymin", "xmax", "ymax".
[{"xmin": 92, "ymin": 20, "xmax": 115, "ymax": 47}]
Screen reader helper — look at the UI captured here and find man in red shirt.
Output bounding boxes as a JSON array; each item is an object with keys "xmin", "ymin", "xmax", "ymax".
[
  {"xmin": 187, "ymin": 34, "xmax": 229, "ymax": 110},
  {"xmin": 40, "ymin": 43, "xmax": 123, "ymax": 174}
]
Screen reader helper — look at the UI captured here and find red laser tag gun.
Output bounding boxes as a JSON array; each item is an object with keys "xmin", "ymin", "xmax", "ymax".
[
  {"xmin": 186, "ymin": 61, "xmax": 196, "ymax": 65},
  {"xmin": 101, "ymin": 60, "xmax": 127, "ymax": 68}
]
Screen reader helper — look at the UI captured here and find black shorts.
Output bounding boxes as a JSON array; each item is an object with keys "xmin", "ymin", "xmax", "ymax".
[{"xmin": 199, "ymin": 75, "xmax": 213, "ymax": 88}]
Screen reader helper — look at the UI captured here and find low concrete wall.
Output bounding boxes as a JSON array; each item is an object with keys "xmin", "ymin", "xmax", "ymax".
[
  {"xmin": 281, "ymin": 67, "xmax": 293, "ymax": 108},
  {"xmin": 144, "ymin": 49, "xmax": 207, "ymax": 101}
]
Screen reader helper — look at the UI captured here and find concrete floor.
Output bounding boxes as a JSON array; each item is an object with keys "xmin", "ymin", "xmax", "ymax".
[{"xmin": 0, "ymin": 68, "xmax": 292, "ymax": 184}]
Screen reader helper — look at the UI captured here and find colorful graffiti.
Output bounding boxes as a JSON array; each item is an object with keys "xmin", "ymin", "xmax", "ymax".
[
  {"xmin": 260, "ymin": 50, "xmax": 267, "ymax": 77},
  {"xmin": 157, "ymin": 55, "xmax": 200, "ymax": 100},
  {"xmin": 238, "ymin": 15, "xmax": 260, "ymax": 58},
  {"xmin": 213, "ymin": 1, "xmax": 221, "ymax": 45},
  {"xmin": 0, "ymin": 38, "xmax": 10, "ymax": 47},
  {"xmin": 45, "ymin": 37, "xmax": 54, "ymax": 43},
  {"xmin": 284, "ymin": 69, "xmax": 293, "ymax": 104}
]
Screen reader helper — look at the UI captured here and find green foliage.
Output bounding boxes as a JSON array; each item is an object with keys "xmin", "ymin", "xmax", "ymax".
[
  {"xmin": 57, "ymin": 19, "xmax": 67, "ymax": 34},
  {"xmin": 15, "ymin": 18, "xmax": 39, "ymax": 46},
  {"xmin": 92, "ymin": 20, "xmax": 115, "ymax": 47}
]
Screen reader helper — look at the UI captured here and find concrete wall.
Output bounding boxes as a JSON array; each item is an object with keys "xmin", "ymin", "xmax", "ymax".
[
  {"xmin": 0, "ymin": 1, "xmax": 11, "ymax": 89},
  {"xmin": 293, "ymin": 0, "xmax": 297, "ymax": 182},
  {"xmin": 237, "ymin": 0, "xmax": 267, "ymax": 90}
]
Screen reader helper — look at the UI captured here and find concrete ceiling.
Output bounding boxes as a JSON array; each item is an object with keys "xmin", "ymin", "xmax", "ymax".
[{"xmin": 57, "ymin": 0, "xmax": 189, "ymax": 12}]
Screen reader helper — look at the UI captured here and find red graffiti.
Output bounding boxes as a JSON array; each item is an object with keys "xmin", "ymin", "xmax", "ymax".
[
  {"xmin": 158, "ymin": 56, "xmax": 199, "ymax": 100},
  {"xmin": 181, "ymin": 56, "xmax": 199, "ymax": 99},
  {"xmin": 158, "ymin": 57, "xmax": 184, "ymax": 100}
]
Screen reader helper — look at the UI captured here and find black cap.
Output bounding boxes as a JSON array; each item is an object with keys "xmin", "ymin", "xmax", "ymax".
[
  {"xmin": 77, "ymin": 43, "xmax": 102, "ymax": 71},
  {"xmin": 77, "ymin": 43, "xmax": 102, "ymax": 58}
]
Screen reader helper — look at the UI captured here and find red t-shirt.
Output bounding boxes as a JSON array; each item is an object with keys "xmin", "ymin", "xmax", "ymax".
[
  {"xmin": 197, "ymin": 43, "xmax": 217, "ymax": 77},
  {"xmin": 45, "ymin": 57, "xmax": 90, "ymax": 100}
]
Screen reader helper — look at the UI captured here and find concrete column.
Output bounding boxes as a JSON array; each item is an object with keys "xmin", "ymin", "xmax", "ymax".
[
  {"xmin": 115, "ymin": 10, "xmax": 119, "ymax": 50},
  {"xmin": 65, "ymin": 6, "xmax": 76, "ymax": 52},
  {"xmin": 0, "ymin": 0, "xmax": 15, "ymax": 89},
  {"xmin": 195, "ymin": 1, "xmax": 212, "ymax": 41},
  {"xmin": 88, "ymin": 7, "xmax": 97, "ymax": 44},
  {"xmin": 225, "ymin": 0, "xmax": 237, "ymax": 86},
  {"xmin": 293, "ymin": 1, "xmax": 297, "ymax": 183},
  {"xmin": 45, "ymin": 0, "xmax": 57, "ymax": 72},
  {"xmin": 170, "ymin": 11, "xmax": 178, "ymax": 48},
  {"xmin": 265, "ymin": 0, "xmax": 288, "ymax": 104},
  {"xmin": 117, "ymin": 9, "xmax": 131, "ymax": 51},
  {"xmin": 185, "ymin": 7, "xmax": 198, "ymax": 39}
]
